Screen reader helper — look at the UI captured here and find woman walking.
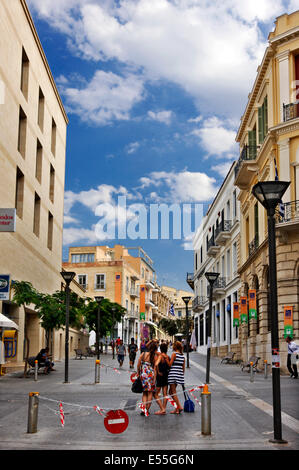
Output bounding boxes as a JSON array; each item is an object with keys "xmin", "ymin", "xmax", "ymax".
[
  {"xmin": 166, "ymin": 341, "xmax": 185, "ymax": 414},
  {"xmin": 137, "ymin": 340, "xmax": 159, "ymax": 415},
  {"xmin": 154, "ymin": 342, "xmax": 170, "ymax": 415}
]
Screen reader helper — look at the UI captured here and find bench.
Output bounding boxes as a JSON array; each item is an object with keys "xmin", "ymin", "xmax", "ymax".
[
  {"xmin": 74, "ymin": 348, "xmax": 88, "ymax": 359},
  {"xmin": 241, "ymin": 356, "xmax": 260, "ymax": 373},
  {"xmin": 26, "ymin": 356, "xmax": 46, "ymax": 375},
  {"xmin": 86, "ymin": 347, "xmax": 96, "ymax": 357},
  {"xmin": 221, "ymin": 351, "xmax": 236, "ymax": 364}
]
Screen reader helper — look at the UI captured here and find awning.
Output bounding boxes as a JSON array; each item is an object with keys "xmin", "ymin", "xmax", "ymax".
[
  {"xmin": 0, "ymin": 313, "xmax": 19, "ymax": 329},
  {"xmin": 143, "ymin": 320, "xmax": 165, "ymax": 335}
]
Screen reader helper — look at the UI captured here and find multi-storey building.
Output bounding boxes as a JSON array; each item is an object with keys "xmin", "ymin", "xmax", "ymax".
[
  {"xmin": 188, "ymin": 162, "xmax": 242, "ymax": 357},
  {"xmin": 63, "ymin": 245, "xmax": 156, "ymax": 346},
  {"xmin": 234, "ymin": 11, "xmax": 299, "ymax": 371},
  {"xmin": 0, "ymin": 0, "xmax": 88, "ymax": 370}
]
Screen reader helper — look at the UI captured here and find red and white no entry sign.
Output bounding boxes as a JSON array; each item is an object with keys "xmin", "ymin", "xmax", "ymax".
[
  {"xmin": 130, "ymin": 372, "xmax": 137, "ymax": 383},
  {"xmin": 104, "ymin": 410, "xmax": 129, "ymax": 434}
]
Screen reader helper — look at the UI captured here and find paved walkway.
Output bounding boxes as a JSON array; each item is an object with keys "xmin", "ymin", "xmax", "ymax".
[{"xmin": 0, "ymin": 350, "xmax": 298, "ymax": 451}]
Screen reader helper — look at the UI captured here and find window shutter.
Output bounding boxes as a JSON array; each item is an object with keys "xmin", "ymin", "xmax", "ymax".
[{"xmin": 258, "ymin": 107, "xmax": 263, "ymax": 144}]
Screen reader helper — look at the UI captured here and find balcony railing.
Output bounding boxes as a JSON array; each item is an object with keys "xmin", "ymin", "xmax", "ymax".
[
  {"xmin": 283, "ymin": 102, "xmax": 299, "ymax": 122},
  {"xmin": 207, "ymin": 277, "xmax": 226, "ymax": 296},
  {"xmin": 215, "ymin": 220, "xmax": 232, "ymax": 244},
  {"xmin": 248, "ymin": 234, "xmax": 259, "ymax": 257},
  {"xmin": 192, "ymin": 296, "xmax": 207, "ymax": 310},
  {"xmin": 234, "ymin": 144, "xmax": 260, "ymax": 178},
  {"xmin": 186, "ymin": 272, "xmax": 194, "ymax": 289},
  {"xmin": 276, "ymin": 200, "xmax": 299, "ymax": 224}
]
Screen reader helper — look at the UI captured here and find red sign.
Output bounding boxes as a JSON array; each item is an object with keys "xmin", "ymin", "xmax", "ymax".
[
  {"xmin": 104, "ymin": 410, "xmax": 129, "ymax": 434},
  {"xmin": 130, "ymin": 373, "xmax": 137, "ymax": 383}
]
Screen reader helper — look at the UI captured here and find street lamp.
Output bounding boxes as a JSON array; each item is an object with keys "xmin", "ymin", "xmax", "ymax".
[
  {"xmin": 60, "ymin": 270, "xmax": 76, "ymax": 383},
  {"xmin": 252, "ymin": 180, "xmax": 290, "ymax": 444},
  {"xmin": 182, "ymin": 296, "xmax": 192, "ymax": 368},
  {"xmin": 111, "ymin": 306, "xmax": 116, "ymax": 359},
  {"xmin": 94, "ymin": 296, "xmax": 104, "ymax": 360},
  {"xmin": 205, "ymin": 272, "xmax": 220, "ymax": 384}
]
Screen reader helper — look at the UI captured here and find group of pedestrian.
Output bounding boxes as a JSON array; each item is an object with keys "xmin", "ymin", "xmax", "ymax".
[{"xmin": 136, "ymin": 339, "xmax": 185, "ymax": 416}]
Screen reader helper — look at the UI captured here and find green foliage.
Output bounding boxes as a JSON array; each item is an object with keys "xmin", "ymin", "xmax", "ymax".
[
  {"xmin": 11, "ymin": 280, "xmax": 126, "ymax": 337},
  {"xmin": 84, "ymin": 298, "xmax": 126, "ymax": 337}
]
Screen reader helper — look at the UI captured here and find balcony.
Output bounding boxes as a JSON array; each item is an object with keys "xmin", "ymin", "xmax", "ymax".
[
  {"xmin": 207, "ymin": 277, "xmax": 226, "ymax": 297},
  {"xmin": 145, "ymin": 297, "xmax": 156, "ymax": 307},
  {"xmin": 276, "ymin": 200, "xmax": 299, "ymax": 233},
  {"xmin": 234, "ymin": 145, "xmax": 260, "ymax": 189},
  {"xmin": 186, "ymin": 272, "xmax": 194, "ymax": 289},
  {"xmin": 207, "ymin": 235, "xmax": 220, "ymax": 257},
  {"xmin": 192, "ymin": 295, "xmax": 207, "ymax": 312},
  {"xmin": 215, "ymin": 220, "xmax": 232, "ymax": 245},
  {"xmin": 145, "ymin": 278, "xmax": 155, "ymax": 289},
  {"xmin": 248, "ymin": 234, "xmax": 259, "ymax": 258},
  {"xmin": 283, "ymin": 102, "xmax": 299, "ymax": 122},
  {"xmin": 129, "ymin": 287, "xmax": 139, "ymax": 298}
]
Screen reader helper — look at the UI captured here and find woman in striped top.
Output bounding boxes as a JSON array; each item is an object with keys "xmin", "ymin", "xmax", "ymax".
[{"xmin": 166, "ymin": 341, "xmax": 185, "ymax": 414}]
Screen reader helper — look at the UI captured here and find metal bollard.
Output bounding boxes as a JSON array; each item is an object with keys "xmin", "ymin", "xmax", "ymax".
[
  {"xmin": 201, "ymin": 384, "xmax": 211, "ymax": 436},
  {"xmin": 34, "ymin": 360, "xmax": 38, "ymax": 382},
  {"xmin": 250, "ymin": 362, "xmax": 254, "ymax": 382},
  {"xmin": 95, "ymin": 359, "xmax": 100, "ymax": 384},
  {"xmin": 27, "ymin": 392, "xmax": 39, "ymax": 433},
  {"xmin": 264, "ymin": 360, "xmax": 268, "ymax": 379}
]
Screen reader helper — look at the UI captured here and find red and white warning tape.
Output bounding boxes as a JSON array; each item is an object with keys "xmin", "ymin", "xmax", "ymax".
[
  {"xmin": 59, "ymin": 402, "xmax": 64, "ymax": 427},
  {"xmin": 166, "ymin": 395, "xmax": 177, "ymax": 409},
  {"xmin": 94, "ymin": 405, "xmax": 106, "ymax": 417},
  {"xmin": 138, "ymin": 403, "xmax": 149, "ymax": 416}
]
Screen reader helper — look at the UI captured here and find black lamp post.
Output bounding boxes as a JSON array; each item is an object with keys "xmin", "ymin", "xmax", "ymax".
[
  {"xmin": 205, "ymin": 272, "xmax": 220, "ymax": 384},
  {"xmin": 60, "ymin": 271, "xmax": 76, "ymax": 383},
  {"xmin": 182, "ymin": 296, "xmax": 192, "ymax": 368},
  {"xmin": 252, "ymin": 180, "xmax": 290, "ymax": 444},
  {"xmin": 111, "ymin": 306, "xmax": 116, "ymax": 359},
  {"xmin": 94, "ymin": 296, "xmax": 104, "ymax": 360}
]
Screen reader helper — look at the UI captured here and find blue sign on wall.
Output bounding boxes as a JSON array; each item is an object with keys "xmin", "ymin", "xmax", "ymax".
[{"xmin": 0, "ymin": 275, "xmax": 10, "ymax": 300}]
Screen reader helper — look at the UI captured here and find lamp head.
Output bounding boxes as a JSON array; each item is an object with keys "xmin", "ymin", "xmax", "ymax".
[
  {"xmin": 205, "ymin": 272, "xmax": 220, "ymax": 285},
  {"xmin": 94, "ymin": 296, "xmax": 104, "ymax": 304},
  {"xmin": 252, "ymin": 181, "xmax": 290, "ymax": 211},
  {"xmin": 60, "ymin": 271, "xmax": 76, "ymax": 285},
  {"xmin": 182, "ymin": 296, "xmax": 192, "ymax": 306}
]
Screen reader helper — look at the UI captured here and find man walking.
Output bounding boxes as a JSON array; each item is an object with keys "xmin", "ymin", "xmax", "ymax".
[
  {"xmin": 286, "ymin": 336, "xmax": 299, "ymax": 379},
  {"xmin": 128, "ymin": 337, "xmax": 138, "ymax": 369},
  {"xmin": 117, "ymin": 339, "xmax": 126, "ymax": 367}
]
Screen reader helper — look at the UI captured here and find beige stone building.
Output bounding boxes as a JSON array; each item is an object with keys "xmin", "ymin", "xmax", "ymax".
[
  {"xmin": 63, "ymin": 245, "xmax": 157, "ymax": 346},
  {"xmin": 234, "ymin": 11, "xmax": 299, "ymax": 372},
  {"xmin": 0, "ymin": 0, "xmax": 88, "ymax": 371}
]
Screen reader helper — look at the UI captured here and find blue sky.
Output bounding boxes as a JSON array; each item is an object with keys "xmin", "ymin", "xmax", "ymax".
[{"xmin": 27, "ymin": 0, "xmax": 298, "ymax": 290}]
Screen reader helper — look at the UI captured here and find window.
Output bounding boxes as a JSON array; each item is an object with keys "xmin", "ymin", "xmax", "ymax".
[
  {"xmin": 18, "ymin": 106, "xmax": 27, "ymax": 158},
  {"xmin": 35, "ymin": 140, "xmax": 42, "ymax": 183},
  {"xmin": 233, "ymin": 190, "xmax": 237, "ymax": 219},
  {"xmin": 258, "ymin": 96, "xmax": 268, "ymax": 144},
  {"xmin": 51, "ymin": 118, "xmax": 57, "ymax": 156},
  {"xmin": 20, "ymin": 47, "xmax": 29, "ymax": 99},
  {"xmin": 78, "ymin": 274, "xmax": 87, "ymax": 289},
  {"xmin": 71, "ymin": 253, "xmax": 95, "ymax": 263},
  {"xmin": 232, "ymin": 242, "xmax": 237, "ymax": 275},
  {"xmin": 49, "ymin": 164, "xmax": 55, "ymax": 203},
  {"xmin": 33, "ymin": 192, "xmax": 41, "ymax": 237},
  {"xmin": 95, "ymin": 274, "xmax": 105, "ymax": 290},
  {"xmin": 226, "ymin": 249, "xmax": 231, "ymax": 281},
  {"xmin": 178, "ymin": 310, "xmax": 182, "ymax": 318},
  {"xmin": 248, "ymin": 126, "xmax": 257, "ymax": 159},
  {"xmin": 47, "ymin": 212, "xmax": 53, "ymax": 250},
  {"xmin": 38, "ymin": 87, "xmax": 45, "ymax": 131},
  {"xmin": 15, "ymin": 167, "xmax": 24, "ymax": 219}
]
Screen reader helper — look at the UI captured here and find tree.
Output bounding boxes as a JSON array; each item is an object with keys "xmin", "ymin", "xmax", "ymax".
[{"xmin": 84, "ymin": 298, "xmax": 126, "ymax": 338}]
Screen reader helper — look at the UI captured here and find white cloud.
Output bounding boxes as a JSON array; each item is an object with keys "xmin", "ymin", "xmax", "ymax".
[
  {"xmin": 139, "ymin": 170, "xmax": 218, "ymax": 203},
  {"xmin": 59, "ymin": 70, "xmax": 145, "ymax": 125},
  {"xmin": 28, "ymin": 0, "xmax": 289, "ymax": 120},
  {"xmin": 211, "ymin": 161, "xmax": 234, "ymax": 178},
  {"xmin": 190, "ymin": 116, "xmax": 238, "ymax": 158},
  {"xmin": 126, "ymin": 141, "xmax": 140, "ymax": 154},
  {"xmin": 147, "ymin": 110, "xmax": 173, "ymax": 125}
]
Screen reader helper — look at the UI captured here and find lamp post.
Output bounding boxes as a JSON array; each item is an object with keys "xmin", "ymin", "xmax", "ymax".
[
  {"xmin": 111, "ymin": 306, "xmax": 116, "ymax": 359},
  {"xmin": 182, "ymin": 296, "xmax": 192, "ymax": 368},
  {"xmin": 252, "ymin": 180, "xmax": 289, "ymax": 444},
  {"xmin": 205, "ymin": 272, "xmax": 220, "ymax": 384},
  {"xmin": 94, "ymin": 296, "xmax": 104, "ymax": 360},
  {"xmin": 60, "ymin": 271, "xmax": 76, "ymax": 383}
]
